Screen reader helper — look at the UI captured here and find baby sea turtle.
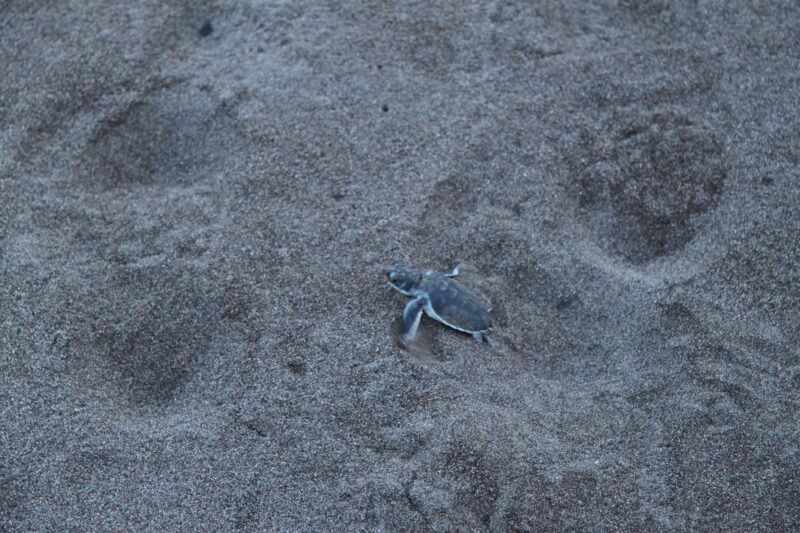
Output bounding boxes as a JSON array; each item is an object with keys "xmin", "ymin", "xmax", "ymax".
[{"xmin": 385, "ymin": 264, "xmax": 492, "ymax": 343}]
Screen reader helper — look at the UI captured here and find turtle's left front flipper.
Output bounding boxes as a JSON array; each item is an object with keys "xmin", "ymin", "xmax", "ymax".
[{"xmin": 401, "ymin": 296, "xmax": 426, "ymax": 342}]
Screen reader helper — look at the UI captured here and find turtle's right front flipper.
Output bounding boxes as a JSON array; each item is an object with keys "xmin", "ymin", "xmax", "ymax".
[{"xmin": 401, "ymin": 296, "xmax": 426, "ymax": 342}]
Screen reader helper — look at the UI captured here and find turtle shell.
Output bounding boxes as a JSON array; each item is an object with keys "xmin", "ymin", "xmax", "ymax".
[{"xmin": 420, "ymin": 271, "xmax": 492, "ymax": 333}]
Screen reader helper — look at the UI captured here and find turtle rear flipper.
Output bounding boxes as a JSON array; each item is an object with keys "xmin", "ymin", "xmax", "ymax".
[{"xmin": 473, "ymin": 331, "xmax": 489, "ymax": 344}]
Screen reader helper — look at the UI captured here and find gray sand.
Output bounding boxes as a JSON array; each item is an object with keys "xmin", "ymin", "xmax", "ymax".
[{"xmin": 2, "ymin": 1, "xmax": 799, "ymax": 531}]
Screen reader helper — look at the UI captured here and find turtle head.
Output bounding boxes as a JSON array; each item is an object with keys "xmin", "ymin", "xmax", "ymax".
[{"xmin": 385, "ymin": 264, "xmax": 421, "ymax": 295}]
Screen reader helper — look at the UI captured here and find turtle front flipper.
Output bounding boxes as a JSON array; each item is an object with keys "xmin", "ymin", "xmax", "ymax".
[
  {"xmin": 444, "ymin": 266, "xmax": 460, "ymax": 277},
  {"xmin": 401, "ymin": 296, "xmax": 426, "ymax": 342}
]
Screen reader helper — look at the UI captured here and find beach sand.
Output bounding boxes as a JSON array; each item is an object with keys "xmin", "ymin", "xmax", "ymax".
[{"xmin": 2, "ymin": 1, "xmax": 799, "ymax": 530}]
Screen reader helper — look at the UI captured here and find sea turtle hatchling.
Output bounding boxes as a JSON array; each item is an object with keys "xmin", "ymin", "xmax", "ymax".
[{"xmin": 385, "ymin": 264, "xmax": 492, "ymax": 344}]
